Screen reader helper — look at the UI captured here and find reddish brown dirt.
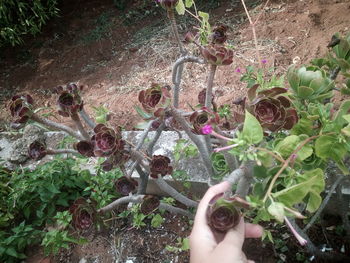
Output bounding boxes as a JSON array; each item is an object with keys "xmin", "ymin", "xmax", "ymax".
[{"xmin": 2, "ymin": 0, "xmax": 350, "ymax": 262}]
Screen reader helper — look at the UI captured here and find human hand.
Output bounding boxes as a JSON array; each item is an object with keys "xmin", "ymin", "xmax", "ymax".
[{"xmin": 189, "ymin": 181, "xmax": 263, "ymax": 263}]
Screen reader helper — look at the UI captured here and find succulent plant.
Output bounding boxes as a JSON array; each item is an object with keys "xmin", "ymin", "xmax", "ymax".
[
  {"xmin": 328, "ymin": 33, "xmax": 350, "ymax": 73},
  {"xmin": 211, "ymin": 153, "xmax": 229, "ymax": 178},
  {"xmin": 69, "ymin": 198, "xmax": 96, "ymax": 231},
  {"xmin": 91, "ymin": 124, "xmax": 124, "ymax": 157},
  {"xmin": 9, "ymin": 94, "xmax": 34, "ymax": 128},
  {"xmin": 115, "ymin": 176, "xmax": 138, "ymax": 196},
  {"xmin": 150, "ymin": 155, "xmax": 173, "ymax": 179},
  {"xmin": 287, "ymin": 66, "xmax": 334, "ymax": 102},
  {"xmin": 243, "ymin": 85, "xmax": 298, "ymax": 132},
  {"xmin": 28, "ymin": 140, "xmax": 47, "ymax": 160},
  {"xmin": 56, "ymin": 84, "xmax": 84, "ymax": 117},
  {"xmin": 210, "ymin": 25, "xmax": 228, "ymax": 44},
  {"xmin": 100, "ymin": 150, "xmax": 130, "ymax": 171},
  {"xmin": 138, "ymin": 84, "xmax": 171, "ymax": 118},
  {"xmin": 74, "ymin": 140, "xmax": 95, "ymax": 157},
  {"xmin": 140, "ymin": 195, "xmax": 160, "ymax": 215},
  {"xmin": 156, "ymin": 0, "xmax": 179, "ymax": 10},
  {"xmin": 201, "ymin": 44, "xmax": 233, "ymax": 66},
  {"xmin": 207, "ymin": 195, "xmax": 249, "ymax": 233},
  {"xmin": 189, "ymin": 107, "xmax": 220, "ymax": 135}
]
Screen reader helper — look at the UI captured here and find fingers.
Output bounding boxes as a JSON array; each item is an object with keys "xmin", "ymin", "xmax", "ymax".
[
  {"xmin": 245, "ymin": 223, "xmax": 264, "ymax": 238},
  {"xmin": 221, "ymin": 217, "xmax": 245, "ymax": 249},
  {"xmin": 194, "ymin": 181, "xmax": 231, "ymax": 226}
]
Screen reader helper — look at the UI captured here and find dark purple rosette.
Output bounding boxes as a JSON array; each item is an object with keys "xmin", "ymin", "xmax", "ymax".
[
  {"xmin": 9, "ymin": 94, "xmax": 34, "ymax": 128},
  {"xmin": 246, "ymin": 85, "xmax": 298, "ymax": 132},
  {"xmin": 115, "ymin": 176, "xmax": 138, "ymax": 196},
  {"xmin": 56, "ymin": 83, "xmax": 83, "ymax": 117},
  {"xmin": 69, "ymin": 198, "xmax": 96, "ymax": 231},
  {"xmin": 91, "ymin": 124, "xmax": 124, "ymax": 157},
  {"xmin": 207, "ymin": 195, "xmax": 249, "ymax": 233},
  {"xmin": 189, "ymin": 107, "xmax": 220, "ymax": 135},
  {"xmin": 197, "ymin": 88, "xmax": 216, "ymax": 106},
  {"xmin": 74, "ymin": 140, "xmax": 95, "ymax": 157},
  {"xmin": 28, "ymin": 140, "xmax": 47, "ymax": 160},
  {"xmin": 150, "ymin": 155, "xmax": 173, "ymax": 179},
  {"xmin": 210, "ymin": 25, "xmax": 228, "ymax": 44},
  {"xmin": 201, "ymin": 44, "xmax": 233, "ymax": 66},
  {"xmin": 140, "ymin": 195, "xmax": 160, "ymax": 215},
  {"xmin": 156, "ymin": 0, "xmax": 179, "ymax": 10},
  {"xmin": 138, "ymin": 84, "xmax": 171, "ymax": 118}
]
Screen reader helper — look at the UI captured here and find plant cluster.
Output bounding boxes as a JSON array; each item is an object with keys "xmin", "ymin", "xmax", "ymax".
[{"xmin": 5, "ymin": 0, "xmax": 350, "ymax": 261}]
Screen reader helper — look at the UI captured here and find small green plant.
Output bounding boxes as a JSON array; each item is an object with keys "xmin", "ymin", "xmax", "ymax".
[
  {"xmin": 151, "ymin": 214, "xmax": 164, "ymax": 228},
  {"xmin": 240, "ymin": 65, "xmax": 285, "ymax": 90},
  {"xmin": 41, "ymin": 229, "xmax": 86, "ymax": 256},
  {"xmin": 92, "ymin": 105, "xmax": 110, "ymax": 124},
  {"xmin": 165, "ymin": 237, "xmax": 190, "ymax": 253}
]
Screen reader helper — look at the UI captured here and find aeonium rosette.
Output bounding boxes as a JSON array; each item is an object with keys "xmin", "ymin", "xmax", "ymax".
[
  {"xmin": 28, "ymin": 140, "xmax": 47, "ymax": 160},
  {"xmin": 210, "ymin": 25, "xmax": 228, "ymax": 44},
  {"xmin": 9, "ymin": 94, "xmax": 34, "ymax": 129},
  {"xmin": 115, "ymin": 176, "xmax": 138, "ymax": 196},
  {"xmin": 138, "ymin": 83, "xmax": 171, "ymax": 119},
  {"xmin": 56, "ymin": 83, "xmax": 84, "ymax": 117},
  {"xmin": 201, "ymin": 44, "xmax": 233, "ymax": 66},
  {"xmin": 207, "ymin": 194, "xmax": 250, "ymax": 233},
  {"xmin": 190, "ymin": 107, "xmax": 220, "ymax": 135},
  {"xmin": 91, "ymin": 124, "xmax": 124, "ymax": 157},
  {"xmin": 140, "ymin": 195, "xmax": 160, "ymax": 215},
  {"xmin": 244, "ymin": 85, "xmax": 298, "ymax": 132},
  {"xmin": 69, "ymin": 197, "xmax": 96, "ymax": 231},
  {"xmin": 150, "ymin": 155, "xmax": 173, "ymax": 179}
]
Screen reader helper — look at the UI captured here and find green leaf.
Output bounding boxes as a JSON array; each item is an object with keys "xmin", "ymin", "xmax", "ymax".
[
  {"xmin": 175, "ymin": 0, "xmax": 185, "ymax": 15},
  {"xmin": 333, "ymin": 100, "xmax": 350, "ymax": 128},
  {"xmin": 297, "ymin": 86, "xmax": 314, "ymax": 98},
  {"xmin": 267, "ymin": 202, "xmax": 285, "ymax": 222},
  {"xmin": 198, "ymin": 11, "xmax": 209, "ymax": 23},
  {"xmin": 185, "ymin": 0, "xmax": 194, "ymax": 8},
  {"xmin": 287, "ymin": 70, "xmax": 300, "ymax": 92},
  {"xmin": 273, "ymin": 169, "xmax": 325, "ymax": 212},
  {"xmin": 151, "ymin": 214, "xmax": 164, "ymax": 228},
  {"xmin": 275, "ymin": 135, "xmax": 312, "ymax": 161},
  {"xmin": 291, "ymin": 118, "xmax": 313, "ymax": 136},
  {"xmin": 242, "ymin": 111, "xmax": 263, "ymax": 144},
  {"xmin": 315, "ymin": 135, "xmax": 347, "ymax": 163}
]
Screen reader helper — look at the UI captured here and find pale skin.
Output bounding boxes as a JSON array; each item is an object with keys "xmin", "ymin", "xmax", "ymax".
[{"xmin": 190, "ymin": 181, "xmax": 263, "ymax": 263}]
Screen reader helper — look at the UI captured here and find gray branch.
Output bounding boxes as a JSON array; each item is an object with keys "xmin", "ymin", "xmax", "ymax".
[
  {"xmin": 147, "ymin": 122, "xmax": 165, "ymax": 155},
  {"xmin": 159, "ymin": 203, "xmax": 193, "ymax": 218},
  {"xmin": 172, "ymin": 56, "xmax": 205, "ymax": 108},
  {"xmin": 79, "ymin": 109, "xmax": 96, "ymax": 129},
  {"xmin": 71, "ymin": 113, "xmax": 90, "ymax": 140},
  {"xmin": 31, "ymin": 113, "xmax": 84, "ymax": 140},
  {"xmin": 155, "ymin": 175, "xmax": 198, "ymax": 208},
  {"xmin": 205, "ymin": 64, "xmax": 217, "ymax": 108},
  {"xmin": 136, "ymin": 164, "xmax": 149, "ymax": 195}
]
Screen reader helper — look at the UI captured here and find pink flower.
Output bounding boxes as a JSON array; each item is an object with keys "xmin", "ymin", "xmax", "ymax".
[
  {"xmin": 235, "ymin": 68, "xmax": 241, "ymax": 73},
  {"xmin": 201, "ymin": 124, "xmax": 213, "ymax": 135},
  {"xmin": 284, "ymin": 216, "xmax": 307, "ymax": 246},
  {"xmin": 262, "ymin": 59, "xmax": 267, "ymax": 64}
]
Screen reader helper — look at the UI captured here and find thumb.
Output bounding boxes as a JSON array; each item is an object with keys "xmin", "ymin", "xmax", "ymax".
[{"xmin": 220, "ymin": 216, "xmax": 245, "ymax": 249}]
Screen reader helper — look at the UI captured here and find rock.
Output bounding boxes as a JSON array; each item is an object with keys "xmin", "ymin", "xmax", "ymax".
[{"xmin": 8, "ymin": 125, "xmax": 45, "ymax": 164}]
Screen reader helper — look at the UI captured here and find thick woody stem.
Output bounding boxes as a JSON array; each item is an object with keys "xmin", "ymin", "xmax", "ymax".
[
  {"xmin": 155, "ymin": 175, "xmax": 198, "ymax": 207},
  {"xmin": 31, "ymin": 113, "xmax": 84, "ymax": 140},
  {"xmin": 159, "ymin": 203, "xmax": 193, "ymax": 218},
  {"xmin": 136, "ymin": 164, "xmax": 149, "ymax": 195},
  {"xmin": 304, "ymin": 175, "xmax": 345, "ymax": 232},
  {"xmin": 223, "ymin": 167, "xmax": 246, "ymax": 185},
  {"xmin": 98, "ymin": 194, "xmax": 193, "ymax": 218},
  {"xmin": 205, "ymin": 64, "xmax": 217, "ymax": 108},
  {"xmin": 71, "ymin": 113, "xmax": 90, "ymax": 140},
  {"xmin": 172, "ymin": 56, "xmax": 205, "ymax": 108},
  {"xmin": 170, "ymin": 108, "xmax": 215, "ymax": 178},
  {"xmin": 79, "ymin": 109, "xmax": 96, "ymax": 129},
  {"xmin": 147, "ymin": 122, "xmax": 166, "ymax": 155},
  {"xmin": 46, "ymin": 149, "xmax": 78, "ymax": 155}
]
